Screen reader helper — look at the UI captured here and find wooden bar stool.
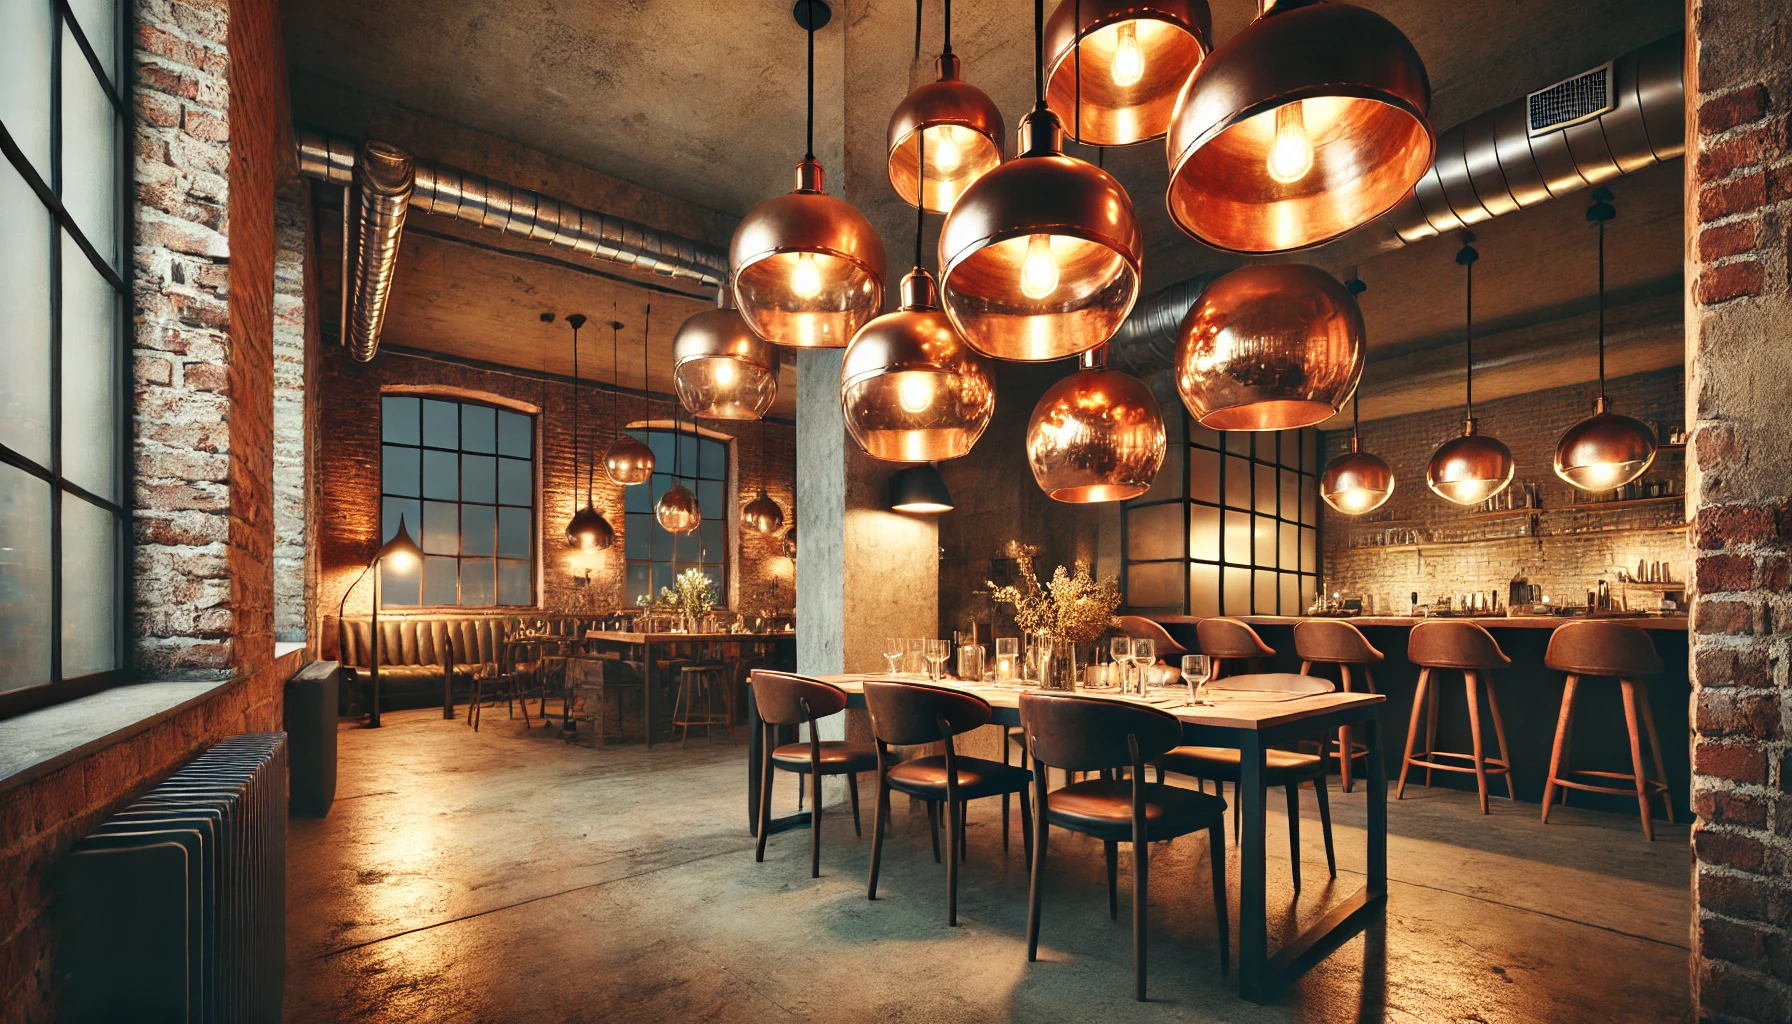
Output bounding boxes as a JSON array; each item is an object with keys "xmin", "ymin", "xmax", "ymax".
[
  {"xmin": 671, "ymin": 663, "xmax": 735, "ymax": 747},
  {"xmin": 1293, "ymin": 620, "xmax": 1384, "ymax": 793},
  {"xmin": 1398, "ymin": 621, "xmax": 1516, "ymax": 814},
  {"xmin": 1196, "ymin": 616, "xmax": 1276, "ymax": 678},
  {"xmin": 751, "ymin": 671, "xmax": 877, "ymax": 877},
  {"xmin": 1541, "ymin": 621, "xmax": 1672, "ymax": 840}
]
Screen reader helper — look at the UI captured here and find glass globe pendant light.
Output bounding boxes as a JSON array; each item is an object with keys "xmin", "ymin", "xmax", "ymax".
[
  {"xmin": 742, "ymin": 417, "xmax": 786, "ymax": 536},
  {"xmin": 888, "ymin": 0, "xmax": 1004, "ymax": 213},
  {"xmin": 673, "ymin": 286, "xmax": 780, "ymax": 420},
  {"xmin": 732, "ymin": 0, "xmax": 886, "ymax": 349},
  {"xmin": 1025, "ymin": 343, "xmax": 1165, "ymax": 502},
  {"xmin": 1555, "ymin": 189, "xmax": 1655, "ymax": 491},
  {"xmin": 604, "ymin": 304, "xmax": 656, "ymax": 485},
  {"xmin": 1172, "ymin": 262, "xmax": 1364, "ymax": 430},
  {"xmin": 561, "ymin": 314, "xmax": 615, "ymax": 550},
  {"xmin": 939, "ymin": 0, "xmax": 1143, "ymax": 363},
  {"xmin": 843, "ymin": 129, "xmax": 995, "ymax": 463},
  {"xmin": 1427, "ymin": 235, "xmax": 1514, "ymax": 506},
  {"xmin": 1045, "ymin": 0, "xmax": 1211, "ymax": 145},
  {"xmin": 655, "ymin": 402, "xmax": 701, "ymax": 534},
  {"xmin": 1321, "ymin": 386, "xmax": 1395, "ymax": 515},
  {"xmin": 1165, "ymin": 0, "xmax": 1434, "ymax": 254}
]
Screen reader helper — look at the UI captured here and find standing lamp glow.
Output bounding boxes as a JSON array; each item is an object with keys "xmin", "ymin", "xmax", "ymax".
[
  {"xmin": 673, "ymin": 288, "xmax": 780, "ymax": 420},
  {"xmin": 888, "ymin": 0, "xmax": 1004, "ymax": 212},
  {"xmin": 563, "ymin": 314, "xmax": 616, "ymax": 550},
  {"xmin": 1025, "ymin": 344, "xmax": 1165, "ymax": 502},
  {"xmin": 1321, "ymin": 388, "xmax": 1395, "ymax": 515},
  {"xmin": 604, "ymin": 304, "xmax": 656, "ymax": 485},
  {"xmin": 1165, "ymin": 0, "xmax": 1434, "ymax": 254},
  {"xmin": 1426, "ymin": 236, "xmax": 1514, "ymax": 505},
  {"xmin": 1554, "ymin": 189, "xmax": 1655, "ymax": 491},
  {"xmin": 939, "ymin": 0, "xmax": 1143, "ymax": 362},
  {"xmin": 1044, "ymin": 0, "xmax": 1212, "ymax": 145},
  {"xmin": 338, "ymin": 515, "xmax": 424, "ymax": 728},
  {"xmin": 732, "ymin": 0, "xmax": 886, "ymax": 349},
  {"xmin": 742, "ymin": 417, "xmax": 786, "ymax": 535},
  {"xmin": 889, "ymin": 463, "xmax": 955, "ymax": 513}
]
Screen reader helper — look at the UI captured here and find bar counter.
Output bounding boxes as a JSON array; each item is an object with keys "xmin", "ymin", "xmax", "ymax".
[{"xmin": 1153, "ymin": 614, "xmax": 1690, "ymax": 816}]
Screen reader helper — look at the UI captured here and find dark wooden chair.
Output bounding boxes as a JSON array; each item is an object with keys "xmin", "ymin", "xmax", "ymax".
[
  {"xmin": 751, "ymin": 671, "xmax": 876, "ymax": 877},
  {"xmin": 1398, "ymin": 620, "xmax": 1515, "ymax": 814},
  {"xmin": 1294, "ymin": 619, "xmax": 1385, "ymax": 792},
  {"xmin": 1196, "ymin": 616, "xmax": 1276, "ymax": 678},
  {"xmin": 1542, "ymin": 620, "xmax": 1671, "ymax": 839},
  {"xmin": 1019, "ymin": 691, "xmax": 1230, "ymax": 1000}
]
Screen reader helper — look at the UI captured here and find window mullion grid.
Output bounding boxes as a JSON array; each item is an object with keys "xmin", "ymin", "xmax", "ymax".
[{"xmin": 47, "ymin": 0, "xmax": 65, "ymax": 684}]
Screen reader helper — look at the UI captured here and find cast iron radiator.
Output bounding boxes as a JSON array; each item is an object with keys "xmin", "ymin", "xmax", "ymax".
[{"xmin": 56, "ymin": 732, "xmax": 289, "ymax": 1023}]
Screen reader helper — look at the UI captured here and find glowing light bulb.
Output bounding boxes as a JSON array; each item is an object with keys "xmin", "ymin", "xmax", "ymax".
[
  {"xmin": 1019, "ymin": 233, "xmax": 1059, "ymax": 300},
  {"xmin": 927, "ymin": 127, "xmax": 963, "ymax": 175},
  {"xmin": 790, "ymin": 252, "xmax": 823, "ymax": 300},
  {"xmin": 897, "ymin": 372, "xmax": 935, "ymax": 414},
  {"xmin": 1267, "ymin": 101, "xmax": 1314, "ymax": 184},
  {"xmin": 1111, "ymin": 21, "xmax": 1144, "ymax": 88},
  {"xmin": 1581, "ymin": 462, "xmax": 1620, "ymax": 487},
  {"xmin": 713, "ymin": 360, "xmax": 735, "ymax": 386}
]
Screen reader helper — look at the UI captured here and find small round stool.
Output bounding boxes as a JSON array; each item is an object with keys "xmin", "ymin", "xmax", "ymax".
[
  {"xmin": 1398, "ymin": 621, "xmax": 1515, "ymax": 814},
  {"xmin": 1294, "ymin": 619, "xmax": 1384, "ymax": 793},
  {"xmin": 1195, "ymin": 616, "xmax": 1276, "ymax": 679},
  {"xmin": 1542, "ymin": 621, "xmax": 1671, "ymax": 840}
]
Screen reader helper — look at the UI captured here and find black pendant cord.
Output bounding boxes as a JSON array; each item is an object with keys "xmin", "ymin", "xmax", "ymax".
[
  {"xmin": 805, "ymin": 1, "xmax": 816, "ymax": 161},
  {"xmin": 1074, "ymin": 0, "xmax": 1082, "ymax": 141},
  {"xmin": 1352, "ymin": 387, "xmax": 1361, "ymax": 446},
  {"xmin": 641, "ymin": 303, "xmax": 652, "ymax": 429},
  {"xmin": 570, "ymin": 317, "xmax": 582, "ymax": 507},
  {"xmin": 609, "ymin": 303, "xmax": 621, "ymax": 442},
  {"xmin": 1456, "ymin": 236, "xmax": 1479, "ymax": 419},
  {"xmin": 944, "ymin": 0, "xmax": 952, "ymax": 54},
  {"xmin": 914, "ymin": 0, "xmax": 921, "ymax": 60},
  {"xmin": 915, "ymin": 122, "xmax": 926, "ymax": 269},
  {"xmin": 1033, "ymin": 0, "xmax": 1046, "ymax": 112},
  {"xmin": 759, "ymin": 415, "xmax": 769, "ymax": 493},
  {"xmin": 1589, "ymin": 188, "xmax": 1615, "ymax": 400}
]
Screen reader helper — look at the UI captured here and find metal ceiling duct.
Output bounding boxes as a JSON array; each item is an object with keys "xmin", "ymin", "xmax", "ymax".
[{"xmin": 347, "ymin": 142, "xmax": 413, "ymax": 363}]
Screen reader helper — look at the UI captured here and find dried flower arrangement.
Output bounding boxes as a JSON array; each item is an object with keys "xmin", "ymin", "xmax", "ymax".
[{"xmin": 988, "ymin": 555, "xmax": 1120, "ymax": 644}]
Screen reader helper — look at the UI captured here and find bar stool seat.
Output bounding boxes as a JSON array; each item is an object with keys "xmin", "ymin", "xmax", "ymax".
[
  {"xmin": 1294, "ymin": 619, "xmax": 1384, "ymax": 793},
  {"xmin": 672, "ymin": 662, "xmax": 735, "ymax": 747},
  {"xmin": 1398, "ymin": 621, "xmax": 1515, "ymax": 814},
  {"xmin": 1196, "ymin": 616, "xmax": 1276, "ymax": 679},
  {"xmin": 1541, "ymin": 621, "xmax": 1672, "ymax": 840}
]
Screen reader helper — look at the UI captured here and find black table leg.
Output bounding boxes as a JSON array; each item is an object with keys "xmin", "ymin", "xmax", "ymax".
[
  {"xmin": 1366, "ymin": 717, "xmax": 1387, "ymax": 897},
  {"xmin": 644, "ymin": 641, "xmax": 657, "ymax": 749},
  {"xmin": 1238, "ymin": 732, "xmax": 1269, "ymax": 1001}
]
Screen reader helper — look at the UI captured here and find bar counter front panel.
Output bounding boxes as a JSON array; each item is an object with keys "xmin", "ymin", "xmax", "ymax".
[{"xmin": 1156, "ymin": 615, "xmax": 1690, "ymax": 817}]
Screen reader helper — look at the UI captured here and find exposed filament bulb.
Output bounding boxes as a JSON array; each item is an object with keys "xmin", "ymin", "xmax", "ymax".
[
  {"xmin": 1019, "ymin": 234, "xmax": 1060, "ymax": 300},
  {"xmin": 1267, "ymin": 101, "xmax": 1314, "ymax": 184},
  {"xmin": 897, "ymin": 372, "xmax": 935, "ymax": 414},
  {"xmin": 1111, "ymin": 21, "xmax": 1144, "ymax": 87},
  {"xmin": 790, "ymin": 252, "xmax": 823, "ymax": 299},
  {"xmin": 927, "ymin": 127, "xmax": 963, "ymax": 175}
]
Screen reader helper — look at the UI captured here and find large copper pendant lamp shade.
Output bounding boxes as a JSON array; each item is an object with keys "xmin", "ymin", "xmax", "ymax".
[
  {"xmin": 939, "ymin": 0, "xmax": 1142, "ymax": 363},
  {"xmin": 655, "ymin": 406, "xmax": 701, "ymax": 535},
  {"xmin": 1555, "ymin": 190, "xmax": 1655, "ymax": 491},
  {"xmin": 604, "ymin": 304, "xmax": 656, "ymax": 485},
  {"xmin": 888, "ymin": 0, "xmax": 1004, "ymax": 213},
  {"xmin": 1427, "ymin": 236, "xmax": 1514, "ymax": 506},
  {"xmin": 1165, "ymin": 0, "xmax": 1434, "ymax": 254},
  {"xmin": 1172, "ymin": 262, "xmax": 1364, "ymax": 431},
  {"xmin": 673, "ymin": 288, "xmax": 780, "ymax": 420},
  {"xmin": 1045, "ymin": 0, "xmax": 1211, "ymax": 146},
  {"xmin": 561, "ymin": 315, "xmax": 615, "ymax": 550},
  {"xmin": 1025, "ymin": 344, "xmax": 1165, "ymax": 502},
  {"xmin": 742, "ymin": 418, "xmax": 786, "ymax": 536},
  {"xmin": 1321, "ymin": 385, "xmax": 1395, "ymax": 515},
  {"xmin": 732, "ymin": 0, "xmax": 885, "ymax": 349}
]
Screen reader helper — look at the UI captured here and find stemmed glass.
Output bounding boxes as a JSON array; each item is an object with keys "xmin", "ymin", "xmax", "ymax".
[
  {"xmin": 1133, "ymin": 638, "xmax": 1156, "ymax": 693},
  {"xmin": 883, "ymin": 637, "xmax": 905, "ymax": 676},
  {"xmin": 1110, "ymin": 636, "xmax": 1134, "ymax": 693},
  {"xmin": 1181, "ymin": 655, "xmax": 1213, "ymax": 705}
]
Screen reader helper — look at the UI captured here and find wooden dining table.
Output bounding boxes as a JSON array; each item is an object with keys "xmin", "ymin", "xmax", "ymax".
[
  {"xmin": 584, "ymin": 629, "xmax": 796, "ymax": 747},
  {"xmin": 743, "ymin": 672, "xmax": 1387, "ymax": 1003}
]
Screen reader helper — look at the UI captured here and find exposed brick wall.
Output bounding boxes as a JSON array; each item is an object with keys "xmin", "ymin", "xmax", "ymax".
[
  {"xmin": 273, "ymin": 179, "xmax": 309, "ymax": 642},
  {"xmin": 312, "ymin": 346, "xmax": 796, "ymax": 656},
  {"xmin": 1686, "ymin": 5, "xmax": 1792, "ymax": 1021},
  {"xmin": 1322, "ymin": 368, "xmax": 1687, "ymax": 611}
]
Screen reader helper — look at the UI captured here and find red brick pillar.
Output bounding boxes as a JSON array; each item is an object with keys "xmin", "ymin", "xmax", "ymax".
[{"xmin": 1686, "ymin": 3, "xmax": 1792, "ymax": 1021}]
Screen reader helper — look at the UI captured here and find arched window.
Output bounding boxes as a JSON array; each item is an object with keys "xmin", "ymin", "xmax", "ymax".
[{"xmin": 623, "ymin": 429, "xmax": 726, "ymax": 604}]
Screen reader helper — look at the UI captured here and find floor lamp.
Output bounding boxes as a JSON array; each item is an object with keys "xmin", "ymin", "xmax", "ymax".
[{"xmin": 340, "ymin": 515, "xmax": 423, "ymax": 728}]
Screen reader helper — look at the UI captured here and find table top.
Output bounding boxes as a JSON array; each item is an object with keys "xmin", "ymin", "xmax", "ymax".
[
  {"xmin": 1156, "ymin": 614, "xmax": 1688, "ymax": 632},
  {"xmin": 585, "ymin": 629, "xmax": 795, "ymax": 642},
  {"xmin": 813, "ymin": 673, "xmax": 1384, "ymax": 731}
]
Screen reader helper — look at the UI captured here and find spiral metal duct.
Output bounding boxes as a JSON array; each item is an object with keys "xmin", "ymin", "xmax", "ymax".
[{"xmin": 347, "ymin": 142, "xmax": 413, "ymax": 363}]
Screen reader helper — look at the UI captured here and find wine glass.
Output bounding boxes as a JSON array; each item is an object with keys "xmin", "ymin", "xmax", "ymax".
[
  {"xmin": 1110, "ymin": 636, "xmax": 1134, "ymax": 693},
  {"xmin": 1181, "ymin": 655, "xmax": 1213, "ymax": 705},
  {"xmin": 1133, "ymin": 638, "xmax": 1156, "ymax": 692},
  {"xmin": 883, "ymin": 637, "xmax": 905, "ymax": 676}
]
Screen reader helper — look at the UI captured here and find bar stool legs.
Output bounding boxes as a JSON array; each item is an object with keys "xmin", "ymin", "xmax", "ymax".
[
  {"xmin": 1397, "ymin": 667, "xmax": 1515, "ymax": 813},
  {"xmin": 1541, "ymin": 674, "xmax": 1673, "ymax": 839},
  {"xmin": 1301, "ymin": 661, "xmax": 1376, "ymax": 792}
]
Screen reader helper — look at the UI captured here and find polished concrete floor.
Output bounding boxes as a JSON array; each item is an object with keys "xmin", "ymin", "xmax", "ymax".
[{"xmin": 284, "ymin": 707, "xmax": 1693, "ymax": 1023}]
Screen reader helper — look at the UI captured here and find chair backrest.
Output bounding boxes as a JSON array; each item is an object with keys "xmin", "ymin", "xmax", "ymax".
[
  {"xmin": 1196, "ymin": 616, "xmax": 1275, "ymax": 660},
  {"xmin": 1408, "ymin": 620, "xmax": 1510, "ymax": 670},
  {"xmin": 1115, "ymin": 616, "xmax": 1187, "ymax": 657},
  {"xmin": 751, "ymin": 670, "xmax": 848, "ymax": 726},
  {"xmin": 1293, "ymin": 619, "xmax": 1384, "ymax": 664},
  {"xmin": 1203, "ymin": 672, "xmax": 1334, "ymax": 696},
  {"xmin": 862, "ymin": 681, "xmax": 993, "ymax": 745},
  {"xmin": 1545, "ymin": 620, "xmax": 1664, "ymax": 677},
  {"xmin": 1019, "ymin": 692, "xmax": 1183, "ymax": 772}
]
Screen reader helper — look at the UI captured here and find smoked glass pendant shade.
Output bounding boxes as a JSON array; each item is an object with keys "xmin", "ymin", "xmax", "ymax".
[
  {"xmin": 889, "ymin": 464, "xmax": 955, "ymax": 513},
  {"xmin": 1427, "ymin": 418, "xmax": 1514, "ymax": 506},
  {"xmin": 731, "ymin": 158, "xmax": 886, "ymax": 349},
  {"xmin": 1554, "ymin": 396, "xmax": 1656, "ymax": 490},
  {"xmin": 940, "ymin": 110, "xmax": 1142, "ymax": 362},
  {"xmin": 1165, "ymin": 0, "xmax": 1433, "ymax": 254},
  {"xmin": 841, "ymin": 269, "xmax": 994, "ymax": 463},
  {"xmin": 888, "ymin": 54, "xmax": 1005, "ymax": 213},
  {"xmin": 782, "ymin": 523, "xmax": 797, "ymax": 558},
  {"xmin": 566, "ymin": 504, "xmax": 615, "ymax": 550},
  {"xmin": 1025, "ymin": 349, "xmax": 1165, "ymax": 502},
  {"xmin": 742, "ymin": 490, "xmax": 785, "ymax": 535},
  {"xmin": 605, "ymin": 435, "xmax": 655, "ymax": 485},
  {"xmin": 1044, "ymin": 0, "xmax": 1212, "ymax": 145},
  {"xmin": 655, "ymin": 481, "xmax": 701, "ymax": 534},
  {"xmin": 1320, "ymin": 439, "xmax": 1394, "ymax": 515},
  {"xmin": 1173, "ymin": 263, "xmax": 1364, "ymax": 430},
  {"xmin": 673, "ymin": 289, "xmax": 780, "ymax": 420}
]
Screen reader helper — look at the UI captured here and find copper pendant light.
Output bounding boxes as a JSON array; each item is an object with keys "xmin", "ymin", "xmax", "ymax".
[
  {"xmin": 655, "ymin": 405, "xmax": 701, "ymax": 535},
  {"xmin": 562, "ymin": 314, "xmax": 615, "ymax": 550},
  {"xmin": 1321, "ymin": 385, "xmax": 1394, "ymax": 515},
  {"xmin": 673, "ymin": 287, "xmax": 780, "ymax": 420},
  {"xmin": 1555, "ymin": 189, "xmax": 1655, "ymax": 491},
  {"xmin": 732, "ymin": 0, "xmax": 886, "ymax": 349},
  {"xmin": 1045, "ymin": 0, "xmax": 1211, "ymax": 146},
  {"xmin": 1165, "ymin": 0, "xmax": 1434, "ymax": 254},
  {"xmin": 888, "ymin": 0, "xmax": 1003, "ymax": 213},
  {"xmin": 1025, "ymin": 344, "xmax": 1165, "ymax": 502},
  {"xmin": 742, "ymin": 417, "xmax": 786, "ymax": 535},
  {"xmin": 1172, "ymin": 262, "xmax": 1363, "ymax": 431},
  {"xmin": 782, "ymin": 521, "xmax": 797, "ymax": 558},
  {"xmin": 604, "ymin": 304, "xmax": 656, "ymax": 485},
  {"xmin": 1427, "ymin": 236, "xmax": 1514, "ymax": 506},
  {"xmin": 939, "ymin": 0, "xmax": 1142, "ymax": 363}
]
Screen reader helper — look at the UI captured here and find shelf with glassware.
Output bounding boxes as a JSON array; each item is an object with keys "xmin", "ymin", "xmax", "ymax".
[{"xmin": 1344, "ymin": 492, "xmax": 1686, "ymax": 551}]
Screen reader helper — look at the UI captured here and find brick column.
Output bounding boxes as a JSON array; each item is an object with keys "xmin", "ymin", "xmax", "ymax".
[{"xmin": 1685, "ymin": 4, "xmax": 1792, "ymax": 1021}]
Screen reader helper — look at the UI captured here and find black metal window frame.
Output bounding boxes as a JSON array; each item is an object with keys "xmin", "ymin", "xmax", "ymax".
[
  {"xmin": 623, "ymin": 427, "xmax": 729, "ymax": 607},
  {"xmin": 0, "ymin": 0, "xmax": 133, "ymax": 719},
  {"xmin": 1121, "ymin": 413, "xmax": 1322, "ymax": 617}
]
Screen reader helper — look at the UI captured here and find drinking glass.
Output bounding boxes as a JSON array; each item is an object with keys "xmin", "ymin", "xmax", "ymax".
[
  {"xmin": 1181, "ymin": 655, "xmax": 1213, "ymax": 705},
  {"xmin": 883, "ymin": 637, "xmax": 905, "ymax": 676},
  {"xmin": 1132, "ymin": 638, "xmax": 1156, "ymax": 692},
  {"xmin": 956, "ymin": 644, "xmax": 984, "ymax": 682},
  {"xmin": 995, "ymin": 637, "xmax": 1020, "ymax": 684},
  {"xmin": 1110, "ymin": 636, "xmax": 1134, "ymax": 693},
  {"xmin": 926, "ymin": 639, "xmax": 950, "ymax": 681},
  {"xmin": 906, "ymin": 638, "xmax": 926, "ymax": 675}
]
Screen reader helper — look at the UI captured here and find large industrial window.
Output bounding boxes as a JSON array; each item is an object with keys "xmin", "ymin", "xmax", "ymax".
[
  {"xmin": 1122, "ymin": 414, "xmax": 1320, "ymax": 617},
  {"xmin": 624, "ymin": 428, "xmax": 727, "ymax": 603},
  {"xmin": 0, "ymin": 0, "xmax": 129, "ymax": 708},
  {"xmin": 379, "ymin": 396, "xmax": 536, "ymax": 608}
]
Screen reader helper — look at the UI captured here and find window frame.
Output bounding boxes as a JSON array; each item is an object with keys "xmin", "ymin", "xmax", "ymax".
[
  {"xmin": 0, "ymin": 0, "xmax": 133, "ymax": 719},
  {"xmin": 622, "ymin": 426, "xmax": 729, "ymax": 607}
]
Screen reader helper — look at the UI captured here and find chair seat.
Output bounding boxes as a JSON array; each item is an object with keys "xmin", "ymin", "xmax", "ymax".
[
  {"xmin": 885, "ymin": 754, "xmax": 1032, "ymax": 800},
  {"xmin": 771, "ymin": 740, "xmax": 878, "ymax": 775},
  {"xmin": 1160, "ymin": 745, "xmax": 1324, "ymax": 784},
  {"xmin": 1045, "ymin": 779, "xmax": 1226, "ymax": 841}
]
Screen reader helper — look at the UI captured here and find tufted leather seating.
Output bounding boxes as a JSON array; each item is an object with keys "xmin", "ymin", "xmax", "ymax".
[{"xmin": 336, "ymin": 615, "xmax": 605, "ymax": 713}]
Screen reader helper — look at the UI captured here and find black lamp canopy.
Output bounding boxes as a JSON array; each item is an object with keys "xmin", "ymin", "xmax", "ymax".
[{"xmin": 889, "ymin": 463, "xmax": 954, "ymax": 513}]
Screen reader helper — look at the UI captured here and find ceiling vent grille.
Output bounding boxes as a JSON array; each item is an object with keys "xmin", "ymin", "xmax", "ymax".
[{"xmin": 1527, "ymin": 62, "xmax": 1615, "ymax": 136}]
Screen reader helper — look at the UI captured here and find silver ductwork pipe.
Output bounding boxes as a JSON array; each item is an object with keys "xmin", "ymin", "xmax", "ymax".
[
  {"xmin": 347, "ymin": 142, "xmax": 413, "ymax": 363},
  {"xmin": 1108, "ymin": 274, "xmax": 1223, "ymax": 376},
  {"xmin": 296, "ymin": 128, "xmax": 729, "ymax": 291}
]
